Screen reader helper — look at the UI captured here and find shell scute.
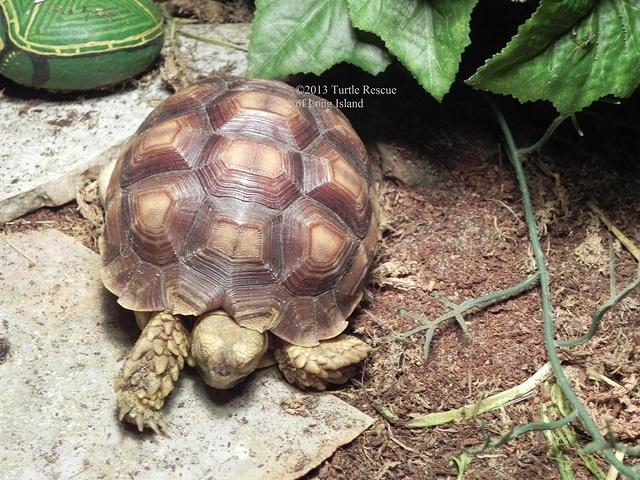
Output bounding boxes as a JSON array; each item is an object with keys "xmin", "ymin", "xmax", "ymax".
[
  {"xmin": 281, "ymin": 198, "xmax": 357, "ymax": 296},
  {"xmin": 124, "ymin": 171, "xmax": 203, "ymax": 265},
  {"xmin": 163, "ymin": 263, "xmax": 224, "ymax": 316},
  {"xmin": 303, "ymin": 142, "xmax": 371, "ymax": 237},
  {"xmin": 271, "ymin": 297, "xmax": 319, "ymax": 347},
  {"xmin": 100, "ymin": 191, "xmax": 126, "ymax": 265},
  {"xmin": 207, "ymin": 90, "xmax": 318, "ymax": 150},
  {"xmin": 139, "ymin": 80, "xmax": 226, "ymax": 131},
  {"xmin": 314, "ymin": 107, "xmax": 369, "ymax": 178},
  {"xmin": 116, "ymin": 261, "xmax": 166, "ymax": 312},
  {"xmin": 123, "ymin": 112, "xmax": 212, "ymax": 186},
  {"xmin": 102, "ymin": 244, "xmax": 139, "ymax": 295},
  {"xmin": 181, "ymin": 197, "xmax": 281, "ymax": 288},
  {"xmin": 222, "ymin": 284, "xmax": 290, "ymax": 333},
  {"xmin": 270, "ymin": 290, "xmax": 346, "ymax": 347},
  {"xmin": 197, "ymin": 137, "xmax": 302, "ymax": 210}
]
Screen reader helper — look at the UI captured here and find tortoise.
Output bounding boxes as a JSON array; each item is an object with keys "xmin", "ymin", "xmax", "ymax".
[
  {"xmin": 0, "ymin": 0, "xmax": 163, "ymax": 90},
  {"xmin": 99, "ymin": 75, "xmax": 378, "ymax": 433}
]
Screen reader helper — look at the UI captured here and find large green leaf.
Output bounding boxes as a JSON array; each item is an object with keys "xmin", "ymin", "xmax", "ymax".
[
  {"xmin": 248, "ymin": 0, "xmax": 391, "ymax": 78},
  {"xmin": 347, "ymin": 0, "xmax": 479, "ymax": 101},
  {"xmin": 467, "ymin": 0, "xmax": 640, "ymax": 114}
]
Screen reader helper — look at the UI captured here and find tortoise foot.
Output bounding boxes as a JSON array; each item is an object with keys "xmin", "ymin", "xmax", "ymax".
[
  {"xmin": 275, "ymin": 334, "xmax": 371, "ymax": 390},
  {"xmin": 114, "ymin": 311, "xmax": 190, "ymax": 434}
]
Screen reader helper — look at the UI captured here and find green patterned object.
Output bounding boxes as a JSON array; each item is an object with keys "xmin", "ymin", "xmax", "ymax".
[{"xmin": 0, "ymin": 0, "xmax": 164, "ymax": 90}]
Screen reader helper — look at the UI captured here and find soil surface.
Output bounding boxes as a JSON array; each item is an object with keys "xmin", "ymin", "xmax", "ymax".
[{"xmin": 3, "ymin": 2, "xmax": 640, "ymax": 479}]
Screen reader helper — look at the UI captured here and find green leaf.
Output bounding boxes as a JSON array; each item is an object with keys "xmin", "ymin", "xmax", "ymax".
[
  {"xmin": 248, "ymin": 0, "xmax": 391, "ymax": 78},
  {"xmin": 451, "ymin": 453, "xmax": 473, "ymax": 480},
  {"xmin": 467, "ymin": 0, "xmax": 640, "ymax": 114},
  {"xmin": 347, "ymin": 0, "xmax": 479, "ymax": 101}
]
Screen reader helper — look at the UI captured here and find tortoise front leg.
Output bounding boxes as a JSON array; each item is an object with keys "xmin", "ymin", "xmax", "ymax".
[
  {"xmin": 274, "ymin": 335, "xmax": 371, "ymax": 390},
  {"xmin": 114, "ymin": 311, "xmax": 193, "ymax": 433}
]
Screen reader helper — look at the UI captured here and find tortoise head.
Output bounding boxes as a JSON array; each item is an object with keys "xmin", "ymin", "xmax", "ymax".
[{"xmin": 191, "ymin": 310, "xmax": 268, "ymax": 389}]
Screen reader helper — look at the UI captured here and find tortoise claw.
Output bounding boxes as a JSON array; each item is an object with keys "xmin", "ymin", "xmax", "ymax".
[{"xmin": 116, "ymin": 390, "xmax": 170, "ymax": 435}]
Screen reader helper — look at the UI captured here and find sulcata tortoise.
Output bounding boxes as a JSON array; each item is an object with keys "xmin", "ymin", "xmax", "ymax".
[{"xmin": 99, "ymin": 75, "xmax": 378, "ymax": 433}]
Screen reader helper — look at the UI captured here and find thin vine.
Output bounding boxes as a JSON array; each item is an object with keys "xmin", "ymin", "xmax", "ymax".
[
  {"xmin": 466, "ymin": 410, "xmax": 579, "ymax": 453},
  {"xmin": 389, "ymin": 272, "xmax": 541, "ymax": 358}
]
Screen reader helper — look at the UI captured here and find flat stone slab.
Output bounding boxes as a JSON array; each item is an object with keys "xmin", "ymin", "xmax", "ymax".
[
  {"xmin": 0, "ymin": 23, "xmax": 250, "ymax": 223},
  {"xmin": 0, "ymin": 230, "xmax": 372, "ymax": 480}
]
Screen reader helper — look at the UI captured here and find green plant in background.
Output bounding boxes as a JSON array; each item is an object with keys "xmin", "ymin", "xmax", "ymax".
[
  {"xmin": 248, "ymin": 0, "xmax": 640, "ymax": 114},
  {"xmin": 247, "ymin": 0, "xmax": 391, "ymax": 78},
  {"xmin": 468, "ymin": 0, "xmax": 639, "ymax": 114}
]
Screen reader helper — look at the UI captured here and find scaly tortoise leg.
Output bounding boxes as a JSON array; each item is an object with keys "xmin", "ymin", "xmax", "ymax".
[
  {"xmin": 114, "ymin": 311, "xmax": 194, "ymax": 433},
  {"xmin": 274, "ymin": 334, "xmax": 371, "ymax": 390}
]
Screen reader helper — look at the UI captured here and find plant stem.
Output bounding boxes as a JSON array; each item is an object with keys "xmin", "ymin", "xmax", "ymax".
[
  {"xmin": 607, "ymin": 451, "xmax": 627, "ymax": 480},
  {"xmin": 518, "ymin": 115, "xmax": 568, "ymax": 156},
  {"xmin": 467, "ymin": 410, "xmax": 579, "ymax": 454},
  {"xmin": 395, "ymin": 272, "xmax": 540, "ymax": 339},
  {"xmin": 177, "ymin": 30, "xmax": 248, "ymax": 52},
  {"xmin": 0, "ymin": 236, "xmax": 36, "ymax": 266},
  {"xmin": 556, "ymin": 275, "xmax": 640, "ymax": 348},
  {"xmin": 609, "ymin": 234, "xmax": 618, "ymax": 297},
  {"xmin": 487, "ymin": 97, "xmax": 637, "ymax": 479},
  {"xmin": 373, "ymin": 403, "xmax": 400, "ymax": 424}
]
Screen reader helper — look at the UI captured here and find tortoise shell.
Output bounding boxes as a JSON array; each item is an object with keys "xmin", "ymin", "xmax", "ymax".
[
  {"xmin": 101, "ymin": 76, "xmax": 378, "ymax": 347},
  {"xmin": 0, "ymin": 0, "xmax": 163, "ymax": 90}
]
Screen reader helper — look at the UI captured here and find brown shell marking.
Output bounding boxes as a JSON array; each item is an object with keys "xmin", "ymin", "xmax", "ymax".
[
  {"xmin": 303, "ymin": 142, "xmax": 370, "ymax": 237},
  {"xmin": 138, "ymin": 77, "xmax": 229, "ymax": 131},
  {"xmin": 101, "ymin": 75, "xmax": 378, "ymax": 346}
]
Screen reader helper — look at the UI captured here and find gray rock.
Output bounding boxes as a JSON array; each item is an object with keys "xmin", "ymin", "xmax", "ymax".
[
  {"xmin": 176, "ymin": 23, "xmax": 251, "ymax": 80},
  {"xmin": 0, "ymin": 230, "xmax": 373, "ymax": 480},
  {"xmin": 0, "ymin": 23, "xmax": 250, "ymax": 223}
]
